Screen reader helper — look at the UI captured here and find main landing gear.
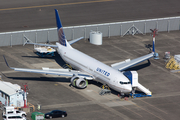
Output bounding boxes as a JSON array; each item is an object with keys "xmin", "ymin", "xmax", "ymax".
[{"xmin": 118, "ymin": 92, "xmax": 129, "ymax": 100}]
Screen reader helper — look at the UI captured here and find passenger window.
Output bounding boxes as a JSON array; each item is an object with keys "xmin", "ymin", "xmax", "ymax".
[
  {"xmin": 16, "ymin": 111, "xmax": 20, "ymax": 113},
  {"xmin": 8, "ymin": 111, "xmax": 13, "ymax": 114},
  {"xmin": 8, "ymin": 116, "xmax": 21, "ymax": 119}
]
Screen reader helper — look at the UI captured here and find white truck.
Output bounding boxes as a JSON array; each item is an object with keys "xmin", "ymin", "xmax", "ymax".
[{"xmin": 2, "ymin": 106, "xmax": 27, "ymax": 118}]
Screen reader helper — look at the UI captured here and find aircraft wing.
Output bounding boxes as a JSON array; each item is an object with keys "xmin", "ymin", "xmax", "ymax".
[
  {"xmin": 3, "ymin": 56, "xmax": 93, "ymax": 80},
  {"xmin": 111, "ymin": 52, "xmax": 154, "ymax": 71},
  {"xmin": 23, "ymin": 35, "xmax": 83, "ymax": 47}
]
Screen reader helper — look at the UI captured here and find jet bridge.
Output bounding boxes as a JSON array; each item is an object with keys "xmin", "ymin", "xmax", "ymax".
[{"xmin": 123, "ymin": 71, "xmax": 152, "ymax": 98}]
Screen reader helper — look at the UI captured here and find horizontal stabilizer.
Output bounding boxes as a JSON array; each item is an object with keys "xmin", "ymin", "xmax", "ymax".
[
  {"xmin": 68, "ymin": 37, "xmax": 84, "ymax": 45},
  {"xmin": 24, "ymin": 34, "xmax": 83, "ymax": 48},
  {"xmin": 23, "ymin": 35, "xmax": 58, "ymax": 48}
]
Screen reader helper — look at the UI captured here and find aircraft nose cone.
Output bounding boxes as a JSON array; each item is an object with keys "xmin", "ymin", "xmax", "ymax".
[{"xmin": 126, "ymin": 85, "xmax": 132, "ymax": 93}]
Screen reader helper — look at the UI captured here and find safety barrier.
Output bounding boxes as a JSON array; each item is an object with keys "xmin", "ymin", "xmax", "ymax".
[{"xmin": 0, "ymin": 16, "xmax": 180, "ymax": 47}]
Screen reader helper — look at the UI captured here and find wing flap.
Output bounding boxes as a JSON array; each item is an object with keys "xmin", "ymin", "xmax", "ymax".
[
  {"xmin": 24, "ymin": 35, "xmax": 83, "ymax": 47},
  {"xmin": 111, "ymin": 53, "xmax": 154, "ymax": 71},
  {"xmin": 13, "ymin": 68, "xmax": 73, "ymax": 76},
  {"xmin": 12, "ymin": 67, "xmax": 93, "ymax": 79}
]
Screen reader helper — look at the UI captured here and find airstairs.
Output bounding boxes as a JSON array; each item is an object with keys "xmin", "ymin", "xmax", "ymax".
[{"xmin": 123, "ymin": 71, "xmax": 152, "ymax": 98}]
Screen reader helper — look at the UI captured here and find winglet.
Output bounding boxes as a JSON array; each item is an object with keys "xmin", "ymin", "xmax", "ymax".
[{"xmin": 3, "ymin": 55, "xmax": 13, "ymax": 69}]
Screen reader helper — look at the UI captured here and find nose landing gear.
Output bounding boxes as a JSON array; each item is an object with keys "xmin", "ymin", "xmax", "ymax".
[{"xmin": 118, "ymin": 92, "xmax": 129, "ymax": 100}]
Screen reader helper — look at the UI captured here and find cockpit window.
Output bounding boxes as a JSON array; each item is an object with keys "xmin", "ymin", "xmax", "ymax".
[{"xmin": 120, "ymin": 81, "xmax": 131, "ymax": 84}]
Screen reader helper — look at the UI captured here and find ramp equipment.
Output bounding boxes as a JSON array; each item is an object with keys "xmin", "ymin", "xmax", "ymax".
[
  {"xmin": 129, "ymin": 93, "xmax": 151, "ymax": 98},
  {"xmin": 34, "ymin": 45, "xmax": 56, "ymax": 57},
  {"xmin": 165, "ymin": 56, "xmax": 179, "ymax": 70},
  {"xmin": 23, "ymin": 35, "xmax": 56, "ymax": 57},
  {"xmin": 123, "ymin": 71, "xmax": 152, "ymax": 98},
  {"xmin": 63, "ymin": 64, "xmax": 73, "ymax": 70},
  {"xmin": 99, "ymin": 85, "xmax": 111, "ymax": 95}
]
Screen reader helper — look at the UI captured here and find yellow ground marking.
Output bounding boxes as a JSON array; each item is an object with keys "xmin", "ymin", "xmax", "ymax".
[
  {"xmin": 0, "ymin": 0, "xmax": 114, "ymax": 11},
  {"xmin": 25, "ymin": 48, "xmax": 33, "ymax": 53}
]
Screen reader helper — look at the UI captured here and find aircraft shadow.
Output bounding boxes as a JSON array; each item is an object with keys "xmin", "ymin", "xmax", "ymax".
[
  {"xmin": 21, "ymin": 55, "xmax": 56, "ymax": 59},
  {"xmin": 5, "ymin": 76, "xmax": 70, "ymax": 83},
  {"xmin": 53, "ymin": 52, "xmax": 67, "ymax": 67},
  {"xmin": 22, "ymin": 52, "xmax": 67, "ymax": 68}
]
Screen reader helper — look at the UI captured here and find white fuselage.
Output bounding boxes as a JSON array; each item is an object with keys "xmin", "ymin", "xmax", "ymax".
[{"xmin": 56, "ymin": 43, "xmax": 132, "ymax": 93}]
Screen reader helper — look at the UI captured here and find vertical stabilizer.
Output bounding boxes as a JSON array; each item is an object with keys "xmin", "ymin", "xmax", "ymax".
[{"xmin": 55, "ymin": 9, "xmax": 69, "ymax": 47}]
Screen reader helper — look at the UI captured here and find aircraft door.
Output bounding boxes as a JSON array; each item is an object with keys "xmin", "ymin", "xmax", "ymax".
[{"xmin": 111, "ymin": 77, "xmax": 117, "ymax": 86}]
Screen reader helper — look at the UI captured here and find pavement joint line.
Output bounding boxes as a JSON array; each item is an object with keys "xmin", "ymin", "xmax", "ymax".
[
  {"xmin": 111, "ymin": 44, "xmax": 132, "ymax": 56},
  {"xmin": 151, "ymin": 60, "xmax": 180, "ymax": 79},
  {"xmin": 84, "ymin": 84, "xmax": 143, "ymax": 118},
  {"xmin": 139, "ymin": 99, "xmax": 168, "ymax": 114},
  {"xmin": 103, "ymin": 94, "xmax": 143, "ymax": 118},
  {"xmin": 128, "ymin": 100, "xmax": 164, "ymax": 120},
  {"xmin": 2, "ymin": 70, "xmax": 18, "ymax": 74},
  {"xmin": 98, "ymin": 45, "xmax": 123, "ymax": 58},
  {"xmin": 42, "ymin": 101, "xmax": 97, "ymax": 109},
  {"xmin": 92, "ymin": 91, "xmax": 139, "ymax": 119},
  {"xmin": 56, "ymin": 81, "xmax": 131, "ymax": 120},
  {"xmin": 0, "ymin": 0, "xmax": 114, "ymax": 11},
  {"xmin": 0, "ymin": 48, "xmax": 35, "ymax": 69},
  {"xmin": 25, "ymin": 48, "xmax": 33, "ymax": 53},
  {"xmin": 149, "ymin": 92, "xmax": 180, "ymax": 98}
]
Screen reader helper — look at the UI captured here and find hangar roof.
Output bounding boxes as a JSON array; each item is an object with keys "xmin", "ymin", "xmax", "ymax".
[{"xmin": 0, "ymin": 81, "xmax": 21, "ymax": 96}]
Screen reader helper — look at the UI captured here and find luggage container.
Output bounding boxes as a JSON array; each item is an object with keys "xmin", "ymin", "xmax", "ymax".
[{"xmin": 31, "ymin": 112, "xmax": 44, "ymax": 120}]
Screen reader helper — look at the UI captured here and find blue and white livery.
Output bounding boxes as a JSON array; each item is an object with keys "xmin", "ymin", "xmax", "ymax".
[{"xmin": 4, "ymin": 9, "xmax": 156, "ymax": 94}]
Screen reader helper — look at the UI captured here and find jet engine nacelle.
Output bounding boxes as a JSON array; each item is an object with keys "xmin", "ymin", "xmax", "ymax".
[{"xmin": 71, "ymin": 76, "xmax": 88, "ymax": 89}]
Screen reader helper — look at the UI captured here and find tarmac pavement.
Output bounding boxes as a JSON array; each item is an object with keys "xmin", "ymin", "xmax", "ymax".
[{"xmin": 0, "ymin": 31, "xmax": 180, "ymax": 119}]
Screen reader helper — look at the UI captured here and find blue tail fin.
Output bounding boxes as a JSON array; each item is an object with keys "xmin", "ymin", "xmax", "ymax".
[{"xmin": 55, "ymin": 9, "xmax": 67, "ymax": 47}]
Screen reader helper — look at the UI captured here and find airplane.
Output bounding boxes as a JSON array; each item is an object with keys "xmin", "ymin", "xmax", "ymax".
[{"xmin": 4, "ymin": 9, "xmax": 156, "ymax": 96}]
